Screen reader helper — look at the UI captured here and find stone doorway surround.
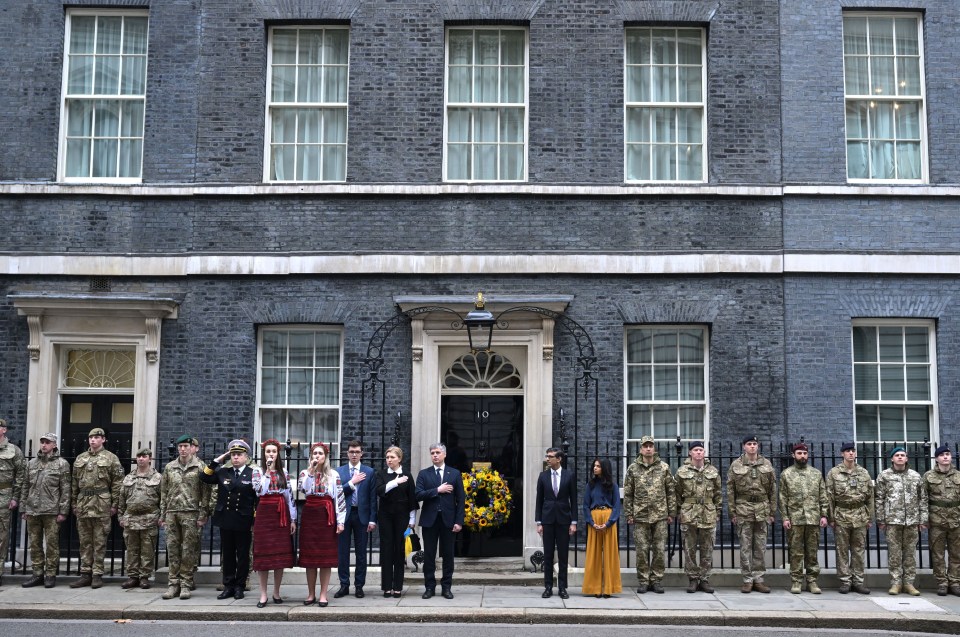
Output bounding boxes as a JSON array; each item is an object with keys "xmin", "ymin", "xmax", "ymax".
[
  {"xmin": 396, "ymin": 294, "xmax": 571, "ymax": 566},
  {"xmin": 9, "ymin": 292, "xmax": 179, "ymax": 455}
]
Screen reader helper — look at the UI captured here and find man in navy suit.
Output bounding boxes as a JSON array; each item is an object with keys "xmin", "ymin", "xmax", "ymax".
[
  {"xmin": 415, "ymin": 442, "xmax": 465, "ymax": 599},
  {"xmin": 535, "ymin": 447, "xmax": 577, "ymax": 599},
  {"xmin": 334, "ymin": 439, "xmax": 377, "ymax": 599}
]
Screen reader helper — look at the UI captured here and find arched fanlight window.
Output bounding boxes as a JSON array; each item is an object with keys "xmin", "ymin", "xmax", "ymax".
[
  {"xmin": 443, "ymin": 350, "xmax": 522, "ymax": 389},
  {"xmin": 64, "ymin": 349, "xmax": 136, "ymax": 389}
]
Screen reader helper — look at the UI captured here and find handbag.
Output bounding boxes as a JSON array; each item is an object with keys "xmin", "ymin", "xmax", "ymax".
[{"xmin": 406, "ymin": 529, "xmax": 422, "ymax": 553}]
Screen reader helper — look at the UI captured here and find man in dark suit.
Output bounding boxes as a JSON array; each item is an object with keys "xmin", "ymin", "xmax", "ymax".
[
  {"xmin": 200, "ymin": 439, "xmax": 257, "ymax": 601},
  {"xmin": 334, "ymin": 439, "xmax": 377, "ymax": 599},
  {"xmin": 535, "ymin": 447, "xmax": 577, "ymax": 599},
  {"xmin": 415, "ymin": 442, "xmax": 465, "ymax": 600}
]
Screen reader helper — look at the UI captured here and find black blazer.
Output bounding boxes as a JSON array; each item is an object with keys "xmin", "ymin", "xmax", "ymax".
[
  {"xmin": 375, "ymin": 468, "xmax": 419, "ymax": 516},
  {"xmin": 415, "ymin": 465, "xmax": 465, "ymax": 529},
  {"xmin": 535, "ymin": 467, "xmax": 577, "ymax": 526},
  {"xmin": 201, "ymin": 461, "xmax": 256, "ymax": 531}
]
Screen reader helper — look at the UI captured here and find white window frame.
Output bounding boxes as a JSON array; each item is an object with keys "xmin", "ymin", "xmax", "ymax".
[
  {"xmin": 255, "ymin": 325, "xmax": 344, "ymax": 454},
  {"xmin": 264, "ymin": 26, "xmax": 350, "ymax": 183},
  {"xmin": 624, "ymin": 27, "xmax": 707, "ymax": 183},
  {"xmin": 851, "ymin": 319, "xmax": 938, "ymax": 445},
  {"xmin": 624, "ymin": 325, "xmax": 710, "ymax": 457},
  {"xmin": 443, "ymin": 26, "xmax": 529, "ymax": 183},
  {"xmin": 58, "ymin": 9, "xmax": 149, "ymax": 184},
  {"xmin": 842, "ymin": 13, "xmax": 927, "ymax": 184}
]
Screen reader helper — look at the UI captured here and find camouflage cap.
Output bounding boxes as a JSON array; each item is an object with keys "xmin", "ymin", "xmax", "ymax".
[
  {"xmin": 640, "ymin": 435, "xmax": 655, "ymax": 445},
  {"xmin": 136, "ymin": 447, "xmax": 153, "ymax": 457},
  {"xmin": 39, "ymin": 432, "xmax": 58, "ymax": 444},
  {"xmin": 88, "ymin": 427, "xmax": 106, "ymax": 437}
]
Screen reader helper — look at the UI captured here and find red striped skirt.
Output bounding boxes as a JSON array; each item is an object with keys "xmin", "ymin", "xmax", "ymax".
[
  {"xmin": 252, "ymin": 493, "xmax": 295, "ymax": 571},
  {"xmin": 298, "ymin": 495, "xmax": 338, "ymax": 569}
]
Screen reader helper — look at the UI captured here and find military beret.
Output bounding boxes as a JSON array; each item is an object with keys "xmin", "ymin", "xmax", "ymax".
[
  {"xmin": 88, "ymin": 427, "xmax": 106, "ymax": 437},
  {"xmin": 136, "ymin": 447, "xmax": 153, "ymax": 457},
  {"xmin": 841, "ymin": 441, "xmax": 856, "ymax": 452},
  {"xmin": 190, "ymin": 437, "xmax": 200, "ymax": 446},
  {"xmin": 175, "ymin": 434, "xmax": 193, "ymax": 445},
  {"xmin": 936, "ymin": 444, "xmax": 951, "ymax": 457},
  {"xmin": 40, "ymin": 432, "xmax": 58, "ymax": 444},
  {"xmin": 889, "ymin": 445, "xmax": 906, "ymax": 458},
  {"xmin": 228, "ymin": 439, "xmax": 251, "ymax": 454},
  {"xmin": 792, "ymin": 442, "xmax": 808, "ymax": 452},
  {"xmin": 0, "ymin": 418, "xmax": 8, "ymax": 428},
  {"xmin": 639, "ymin": 435, "xmax": 655, "ymax": 445},
  {"xmin": 688, "ymin": 440, "xmax": 704, "ymax": 451},
  {"xmin": 742, "ymin": 435, "xmax": 759, "ymax": 444}
]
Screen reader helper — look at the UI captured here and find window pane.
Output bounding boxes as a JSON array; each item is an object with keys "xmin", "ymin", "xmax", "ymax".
[
  {"xmin": 626, "ymin": 108, "xmax": 648, "ymax": 143},
  {"xmin": 654, "ymin": 366, "xmax": 678, "ymax": 401},
  {"xmin": 121, "ymin": 101, "xmax": 144, "ymax": 136},
  {"xmin": 118, "ymin": 139, "xmax": 142, "ymax": 178},
  {"xmin": 296, "ymin": 146, "xmax": 321, "ymax": 181},
  {"xmin": 449, "ymin": 67, "xmax": 471, "ymax": 102},
  {"xmin": 627, "ymin": 329, "xmax": 652, "ymax": 363},
  {"xmin": 877, "ymin": 327, "xmax": 903, "ymax": 361},
  {"xmin": 868, "ymin": 18, "xmax": 894, "ymax": 55},
  {"xmin": 314, "ymin": 409, "xmax": 339, "ymax": 443},
  {"xmin": 323, "ymin": 66, "xmax": 348, "ymax": 102},
  {"xmin": 501, "ymin": 108, "xmax": 523, "ymax": 142},
  {"xmin": 96, "ymin": 54, "xmax": 121, "ymax": 94},
  {"xmin": 261, "ymin": 409, "xmax": 285, "ymax": 442},
  {"xmin": 677, "ymin": 108, "xmax": 702, "ymax": 143},
  {"xmin": 261, "ymin": 367, "xmax": 286, "ymax": 404},
  {"xmin": 91, "ymin": 139, "xmax": 118, "ymax": 177},
  {"xmin": 852, "ymin": 326, "xmax": 877, "ymax": 362},
  {"xmin": 652, "ymin": 331, "xmax": 677, "ymax": 363},
  {"xmin": 651, "ymin": 144, "xmax": 675, "ymax": 180},
  {"xmin": 676, "ymin": 30, "xmax": 701, "ymax": 64},
  {"xmin": 844, "ymin": 17, "xmax": 868, "ymax": 55},
  {"xmin": 71, "ymin": 16, "xmax": 97, "ymax": 54},
  {"xmin": 65, "ymin": 139, "xmax": 91, "ymax": 177},
  {"xmin": 679, "ymin": 366, "xmax": 703, "ymax": 400},
  {"xmin": 449, "ymin": 30, "xmax": 473, "ymax": 65},
  {"xmin": 626, "ymin": 30, "xmax": 651, "ymax": 65},
  {"xmin": 847, "ymin": 141, "xmax": 869, "ymax": 179},
  {"xmin": 896, "ymin": 58, "xmax": 921, "ymax": 96},
  {"xmin": 906, "ymin": 365, "xmax": 930, "ymax": 400},
  {"xmin": 855, "ymin": 405, "xmax": 877, "ymax": 441},
  {"xmin": 870, "ymin": 57, "xmax": 894, "ymax": 96},
  {"xmin": 288, "ymin": 332, "xmax": 314, "ymax": 367},
  {"xmin": 844, "ymin": 57, "xmax": 869, "ymax": 95},
  {"xmin": 894, "ymin": 18, "xmax": 919, "ymax": 55},
  {"xmin": 501, "ymin": 31, "xmax": 524, "ymax": 65},
  {"xmin": 903, "ymin": 327, "xmax": 929, "ymax": 362},
  {"xmin": 678, "ymin": 405, "xmax": 704, "ymax": 439},
  {"xmin": 314, "ymin": 369, "xmax": 339, "ymax": 405},
  {"xmin": 262, "ymin": 330, "xmax": 287, "ymax": 367},
  {"xmin": 322, "ymin": 145, "xmax": 346, "ymax": 181},
  {"xmin": 879, "ymin": 365, "xmax": 905, "ymax": 400},
  {"xmin": 299, "ymin": 30, "xmax": 324, "ymax": 64},
  {"xmin": 896, "ymin": 102, "xmax": 920, "ymax": 140},
  {"xmin": 68, "ymin": 55, "xmax": 95, "ymax": 94},
  {"xmin": 904, "ymin": 406, "xmax": 929, "ymax": 441},
  {"xmin": 627, "ymin": 404, "xmax": 651, "ymax": 440},
  {"xmin": 315, "ymin": 333, "xmax": 340, "ymax": 367},
  {"xmin": 677, "ymin": 66, "xmax": 701, "ymax": 102},
  {"xmin": 652, "ymin": 108, "xmax": 676, "ymax": 142},
  {"xmin": 474, "ymin": 143, "xmax": 497, "ymax": 180},
  {"xmin": 678, "ymin": 329, "xmax": 704, "ymax": 363},
  {"xmin": 273, "ymin": 30, "xmax": 297, "ymax": 64},
  {"xmin": 626, "ymin": 144, "xmax": 649, "ymax": 181},
  {"xmin": 627, "ymin": 366, "xmax": 652, "ymax": 401},
  {"xmin": 854, "ymin": 364, "xmax": 879, "ymax": 400},
  {"xmin": 286, "ymin": 409, "xmax": 310, "ymax": 445},
  {"xmin": 324, "ymin": 108, "xmax": 347, "ymax": 143},
  {"xmin": 287, "ymin": 368, "xmax": 311, "ymax": 404},
  {"xmin": 651, "ymin": 29, "xmax": 676, "ymax": 64},
  {"xmin": 298, "ymin": 66, "xmax": 321, "ymax": 102},
  {"xmin": 325, "ymin": 29, "xmax": 349, "ymax": 64},
  {"xmin": 447, "ymin": 144, "xmax": 469, "ymax": 180},
  {"xmin": 652, "ymin": 66, "xmax": 676, "ymax": 102},
  {"xmin": 97, "ymin": 17, "xmax": 122, "ymax": 54},
  {"xmin": 501, "ymin": 67, "xmax": 524, "ymax": 103},
  {"xmin": 121, "ymin": 56, "xmax": 146, "ymax": 95},
  {"xmin": 653, "ymin": 406, "xmax": 676, "ymax": 439},
  {"xmin": 272, "ymin": 66, "xmax": 296, "ymax": 102},
  {"xmin": 124, "ymin": 17, "xmax": 149, "ymax": 54},
  {"xmin": 500, "ymin": 144, "xmax": 523, "ymax": 180},
  {"xmin": 879, "ymin": 406, "xmax": 903, "ymax": 441}
]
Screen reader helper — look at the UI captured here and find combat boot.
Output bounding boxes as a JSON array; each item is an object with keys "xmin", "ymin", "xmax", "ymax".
[
  {"xmin": 687, "ymin": 578, "xmax": 698, "ymax": 593},
  {"xmin": 752, "ymin": 581, "xmax": 771, "ymax": 593},
  {"xmin": 888, "ymin": 583, "xmax": 901, "ymax": 595},
  {"xmin": 852, "ymin": 584, "xmax": 871, "ymax": 595},
  {"xmin": 938, "ymin": 584, "xmax": 948, "ymax": 596},
  {"xmin": 44, "ymin": 576, "xmax": 56, "ymax": 588},
  {"xmin": 70, "ymin": 573, "xmax": 93, "ymax": 588},
  {"xmin": 698, "ymin": 580, "xmax": 715, "ymax": 593},
  {"xmin": 139, "ymin": 577, "xmax": 151, "ymax": 589},
  {"xmin": 91, "ymin": 575, "xmax": 104, "ymax": 589},
  {"xmin": 121, "ymin": 577, "xmax": 140, "ymax": 589},
  {"xmin": 808, "ymin": 581, "xmax": 822, "ymax": 595},
  {"xmin": 950, "ymin": 584, "xmax": 960, "ymax": 597},
  {"xmin": 650, "ymin": 581, "xmax": 664, "ymax": 594},
  {"xmin": 162, "ymin": 584, "xmax": 181, "ymax": 600},
  {"xmin": 902, "ymin": 583, "xmax": 920, "ymax": 596},
  {"xmin": 180, "ymin": 587, "xmax": 192, "ymax": 600},
  {"xmin": 21, "ymin": 575, "xmax": 44, "ymax": 588},
  {"xmin": 741, "ymin": 582, "xmax": 752, "ymax": 593},
  {"xmin": 636, "ymin": 583, "xmax": 647, "ymax": 594},
  {"xmin": 790, "ymin": 581, "xmax": 802, "ymax": 594},
  {"xmin": 838, "ymin": 583, "xmax": 850, "ymax": 594}
]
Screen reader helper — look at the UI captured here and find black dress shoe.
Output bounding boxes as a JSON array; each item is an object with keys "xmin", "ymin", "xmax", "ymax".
[
  {"xmin": 384, "ymin": 591, "xmax": 392, "ymax": 598},
  {"xmin": 256, "ymin": 601, "xmax": 267, "ymax": 608},
  {"xmin": 542, "ymin": 588, "xmax": 552, "ymax": 598},
  {"xmin": 303, "ymin": 598, "xmax": 316, "ymax": 606},
  {"xmin": 355, "ymin": 587, "xmax": 365, "ymax": 598},
  {"xmin": 392, "ymin": 591, "xmax": 402, "ymax": 598},
  {"xmin": 422, "ymin": 589, "xmax": 435, "ymax": 599},
  {"xmin": 441, "ymin": 588, "xmax": 454, "ymax": 599},
  {"xmin": 272, "ymin": 596, "xmax": 283, "ymax": 604},
  {"xmin": 217, "ymin": 588, "xmax": 236, "ymax": 600},
  {"xmin": 317, "ymin": 601, "xmax": 328, "ymax": 607},
  {"xmin": 333, "ymin": 585, "xmax": 350, "ymax": 598},
  {"xmin": 234, "ymin": 589, "xmax": 245, "ymax": 600},
  {"xmin": 558, "ymin": 588, "xmax": 569, "ymax": 599}
]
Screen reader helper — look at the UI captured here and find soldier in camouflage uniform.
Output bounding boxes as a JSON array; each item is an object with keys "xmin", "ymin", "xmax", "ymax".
[
  {"xmin": 779, "ymin": 442, "xmax": 828, "ymax": 594},
  {"xmin": 69, "ymin": 427, "xmax": 125, "ymax": 589},
  {"xmin": 675, "ymin": 440, "xmax": 721, "ymax": 593},
  {"xmin": 0, "ymin": 418, "xmax": 26, "ymax": 588},
  {"xmin": 726, "ymin": 434, "xmax": 776, "ymax": 593},
  {"xmin": 924, "ymin": 443, "xmax": 960, "ymax": 596},
  {"xmin": 21, "ymin": 432, "xmax": 71, "ymax": 589},
  {"xmin": 876, "ymin": 446, "xmax": 927, "ymax": 596},
  {"xmin": 623, "ymin": 435, "xmax": 676, "ymax": 594},
  {"xmin": 118, "ymin": 447, "xmax": 162, "ymax": 590},
  {"xmin": 159, "ymin": 434, "xmax": 211, "ymax": 600},
  {"xmin": 826, "ymin": 441, "xmax": 874, "ymax": 594}
]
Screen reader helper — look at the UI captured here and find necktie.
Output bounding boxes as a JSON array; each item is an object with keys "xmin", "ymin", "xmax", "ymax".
[
  {"xmin": 351, "ymin": 467, "xmax": 359, "ymax": 506},
  {"xmin": 234, "ymin": 468, "xmax": 240, "ymax": 481},
  {"xmin": 552, "ymin": 471, "xmax": 559, "ymax": 497},
  {"xmin": 436, "ymin": 467, "xmax": 442, "ymax": 483}
]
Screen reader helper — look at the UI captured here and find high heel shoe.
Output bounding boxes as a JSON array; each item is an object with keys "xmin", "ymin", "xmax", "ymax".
[
  {"xmin": 384, "ymin": 591, "xmax": 392, "ymax": 598},
  {"xmin": 272, "ymin": 596, "xmax": 283, "ymax": 604},
  {"xmin": 302, "ymin": 598, "xmax": 316, "ymax": 606},
  {"xmin": 317, "ymin": 600, "xmax": 329, "ymax": 607},
  {"xmin": 256, "ymin": 600, "xmax": 268, "ymax": 608}
]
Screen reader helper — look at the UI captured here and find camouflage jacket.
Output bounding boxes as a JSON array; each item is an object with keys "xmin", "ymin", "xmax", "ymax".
[
  {"xmin": 726, "ymin": 453, "xmax": 777, "ymax": 521},
  {"xmin": 22, "ymin": 451, "xmax": 71, "ymax": 516},
  {"xmin": 119, "ymin": 467, "xmax": 162, "ymax": 530},
  {"xmin": 623, "ymin": 453, "xmax": 676, "ymax": 524},
  {"xmin": 826, "ymin": 462, "xmax": 874, "ymax": 528},
  {"xmin": 876, "ymin": 467, "xmax": 927, "ymax": 526},
  {"xmin": 675, "ymin": 460, "xmax": 722, "ymax": 528},
  {"xmin": 778, "ymin": 464, "xmax": 828, "ymax": 525},
  {"xmin": 160, "ymin": 456, "xmax": 211, "ymax": 518},
  {"xmin": 924, "ymin": 465, "xmax": 960, "ymax": 529},
  {"xmin": 0, "ymin": 437, "xmax": 26, "ymax": 503},
  {"xmin": 71, "ymin": 447, "xmax": 124, "ymax": 518}
]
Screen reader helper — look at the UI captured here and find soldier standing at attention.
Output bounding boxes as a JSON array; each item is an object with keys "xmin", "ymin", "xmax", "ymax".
[
  {"xmin": 622, "ymin": 435, "xmax": 676, "ymax": 594},
  {"xmin": 0, "ymin": 418, "xmax": 25, "ymax": 588},
  {"xmin": 118, "ymin": 447, "xmax": 162, "ymax": 590},
  {"xmin": 21, "ymin": 432, "xmax": 70, "ymax": 589},
  {"xmin": 726, "ymin": 434, "xmax": 776, "ymax": 593},
  {"xmin": 924, "ymin": 443, "xmax": 960, "ymax": 596},
  {"xmin": 779, "ymin": 442, "xmax": 828, "ymax": 594},
  {"xmin": 159, "ymin": 434, "xmax": 211, "ymax": 600},
  {"xmin": 69, "ymin": 427, "xmax": 124, "ymax": 589},
  {"xmin": 826, "ymin": 441, "xmax": 874, "ymax": 594},
  {"xmin": 675, "ymin": 440, "xmax": 721, "ymax": 593},
  {"xmin": 876, "ymin": 446, "xmax": 927, "ymax": 596}
]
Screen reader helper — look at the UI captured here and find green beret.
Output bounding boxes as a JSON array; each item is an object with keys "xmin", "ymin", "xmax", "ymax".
[
  {"xmin": 889, "ymin": 446, "xmax": 906, "ymax": 458},
  {"xmin": 175, "ymin": 434, "xmax": 193, "ymax": 445}
]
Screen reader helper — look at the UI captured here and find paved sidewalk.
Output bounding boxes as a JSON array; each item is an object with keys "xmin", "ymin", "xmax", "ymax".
[{"xmin": 1, "ymin": 575, "xmax": 960, "ymax": 633}]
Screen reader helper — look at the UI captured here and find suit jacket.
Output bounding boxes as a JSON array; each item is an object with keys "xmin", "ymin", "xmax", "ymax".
[
  {"xmin": 375, "ymin": 468, "xmax": 419, "ymax": 516},
  {"xmin": 337, "ymin": 463, "xmax": 377, "ymax": 525},
  {"xmin": 201, "ymin": 461, "xmax": 256, "ymax": 531},
  {"xmin": 415, "ymin": 465, "xmax": 465, "ymax": 529},
  {"xmin": 535, "ymin": 467, "xmax": 577, "ymax": 526}
]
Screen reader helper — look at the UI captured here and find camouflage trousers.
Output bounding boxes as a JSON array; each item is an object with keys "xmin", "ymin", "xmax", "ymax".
[
  {"xmin": 681, "ymin": 523, "xmax": 716, "ymax": 581},
  {"xmin": 736, "ymin": 520, "xmax": 768, "ymax": 583},
  {"xmin": 26, "ymin": 515, "xmax": 61, "ymax": 576},
  {"xmin": 929, "ymin": 524, "xmax": 960, "ymax": 586},
  {"xmin": 787, "ymin": 524, "xmax": 821, "ymax": 584},
  {"xmin": 77, "ymin": 516, "xmax": 112, "ymax": 575},
  {"xmin": 834, "ymin": 525, "xmax": 867, "ymax": 585},
  {"xmin": 0, "ymin": 497, "xmax": 11, "ymax": 573},
  {"xmin": 884, "ymin": 524, "xmax": 919, "ymax": 586},
  {"xmin": 164, "ymin": 511, "xmax": 201, "ymax": 588},
  {"xmin": 123, "ymin": 525, "xmax": 158, "ymax": 579},
  {"xmin": 633, "ymin": 519, "xmax": 668, "ymax": 584}
]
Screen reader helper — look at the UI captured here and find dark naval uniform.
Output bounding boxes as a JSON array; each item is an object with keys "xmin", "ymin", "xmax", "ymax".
[{"xmin": 201, "ymin": 459, "xmax": 256, "ymax": 596}]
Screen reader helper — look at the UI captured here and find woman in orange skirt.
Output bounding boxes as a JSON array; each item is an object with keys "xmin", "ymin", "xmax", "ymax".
[
  {"xmin": 582, "ymin": 458, "xmax": 622, "ymax": 597},
  {"xmin": 252, "ymin": 439, "xmax": 297, "ymax": 608},
  {"xmin": 297, "ymin": 442, "xmax": 345, "ymax": 606}
]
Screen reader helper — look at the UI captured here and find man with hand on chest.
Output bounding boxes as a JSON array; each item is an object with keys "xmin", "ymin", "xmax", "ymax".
[
  {"xmin": 334, "ymin": 439, "xmax": 377, "ymax": 599},
  {"xmin": 415, "ymin": 442, "xmax": 465, "ymax": 600}
]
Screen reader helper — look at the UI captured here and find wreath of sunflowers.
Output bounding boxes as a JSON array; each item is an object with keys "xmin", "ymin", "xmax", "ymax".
[{"xmin": 462, "ymin": 468, "xmax": 513, "ymax": 531}]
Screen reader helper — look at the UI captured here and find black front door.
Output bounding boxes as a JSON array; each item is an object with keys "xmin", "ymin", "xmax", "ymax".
[{"xmin": 440, "ymin": 394, "xmax": 523, "ymax": 557}]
